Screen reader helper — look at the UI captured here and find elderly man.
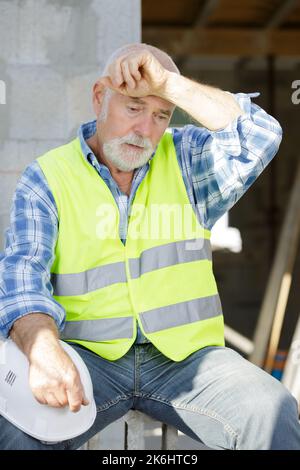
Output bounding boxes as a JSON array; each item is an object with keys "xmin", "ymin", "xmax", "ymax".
[{"xmin": 0, "ymin": 43, "xmax": 299, "ymax": 450}]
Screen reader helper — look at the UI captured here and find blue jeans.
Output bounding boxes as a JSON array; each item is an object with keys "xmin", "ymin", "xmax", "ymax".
[{"xmin": 0, "ymin": 339, "xmax": 300, "ymax": 450}]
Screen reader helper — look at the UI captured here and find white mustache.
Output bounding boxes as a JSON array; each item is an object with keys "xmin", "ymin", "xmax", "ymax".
[
  {"xmin": 102, "ymin": 133, "xmax": 155, "ymax": 171},
  {"xmin": 116, "ymin": 133, "xmax": 153, "ymax": 151}
]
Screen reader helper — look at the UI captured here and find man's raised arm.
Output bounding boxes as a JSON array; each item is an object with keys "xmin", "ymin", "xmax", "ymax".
[{"xmin": 98, "ymin": 48, "xmax": 243, "ymax": 130}]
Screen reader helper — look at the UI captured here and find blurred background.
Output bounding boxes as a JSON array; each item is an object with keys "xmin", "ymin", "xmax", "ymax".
[{"xmin": 0, "ymin": 0, "xmax": 299, "ymax": 449}]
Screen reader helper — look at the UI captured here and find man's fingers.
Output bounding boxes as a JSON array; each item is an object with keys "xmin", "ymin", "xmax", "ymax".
[
  {"xmin": 98, "ymin": 76, "xmax": 115, "ymax": 90},
  {"xmin": 66, "ymin": 380, "xmax": 85, "ymax": 413},
  {"xmin": 82, "ymin": 394, "xmax": 90, "ymax": 406},
  {"xmin": 28, "ymin": 344, "xmax": 90, "ymax": 413},
  {"xmin": 128, "ymin": 61, "xmax": 142, "ymax": 82},
  {"xmin": 32, "ymin": 382, "xmax": 88, "ymax": 411},
  {"xmin": 33, "ymin": 389, "xmax": 64, "ymax": 408},
  {"xmin": 109, "ymin": 59, "xmax": 124, "ymax": 88},
  {"xmin": 43, "ymin": 391, "xmax": 66, "ymax": 408},
  {"xmin": 52, "ymin": 387, "xmax": 69, "ymax": 407},
  {"xmin": 100, "ymin": 50, "xmax": 167, "ymax": 98},
  {"xmin": 33, "ymin": 390, "xmax": 48, "ymax": 406},
  {"xmin": 121, "ymin": 61, "xmax": 136, "ymax": 89}
]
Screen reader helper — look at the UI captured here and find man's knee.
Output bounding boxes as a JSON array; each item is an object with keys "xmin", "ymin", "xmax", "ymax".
[
  {"xmin": 238, "ymin": 380, "xmax": 300, "ymax": 449},
  {"xmin": 257, "ymin": 382, "xmax": 297, "ymax": 420}
]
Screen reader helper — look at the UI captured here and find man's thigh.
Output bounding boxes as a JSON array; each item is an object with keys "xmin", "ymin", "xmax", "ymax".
[
  {"xmin": 72, "ymin": 343, "xmax": 135, "ymax": 410},
  {"xmin": 67, "ymin": 343, "xmax": 135, "ymax": 449},
  {"xmin": 135, "ymin": 345, "xmax": 298, "ymax": 449}
]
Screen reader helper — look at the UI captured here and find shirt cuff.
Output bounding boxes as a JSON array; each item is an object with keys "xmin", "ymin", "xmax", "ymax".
[
  {"xmin": 0, "ymin": 292, "xmax": 66, "ymax": 339},
  {"xmin": 209, "ymin": 92, "xmax": 260, "ymax": 156}
]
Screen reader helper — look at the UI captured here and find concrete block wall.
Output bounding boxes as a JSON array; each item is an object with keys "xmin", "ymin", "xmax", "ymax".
[{"xmin": 0, "ymin": 0, "xmax": 141, "ymax": 247}]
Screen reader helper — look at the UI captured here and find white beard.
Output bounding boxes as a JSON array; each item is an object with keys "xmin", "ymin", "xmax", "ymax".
[{"xmin": 102, "ymin": 133, "xmax": 155, "ymax": 172}]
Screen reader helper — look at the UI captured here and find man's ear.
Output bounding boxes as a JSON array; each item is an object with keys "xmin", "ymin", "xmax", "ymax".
[{"xmin": 92, "ymin": 80, "xmax": 106, "ymax": 115}]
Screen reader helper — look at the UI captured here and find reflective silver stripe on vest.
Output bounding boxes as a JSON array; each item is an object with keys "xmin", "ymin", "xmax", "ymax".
[
  {"xmin": 51, "ymin": 261, "xmax": 127, "ymax": 296},
  {"xmin": 60, "ymin": 317, "xmax": 133, "ymax": 341},
  {"xmin": 139, "ymin": 294, "xmax": 222, "ymax": 334},
  {"xmin": 129, "ymin": 238, "xmax": 211, "ymax": 279}
]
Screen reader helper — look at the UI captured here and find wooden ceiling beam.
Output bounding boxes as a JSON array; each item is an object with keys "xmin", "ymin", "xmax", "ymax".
[
  {"xmin": 236, "ymin": 0, "xmax": 299, "ymax": 70},
  {"xmin": 143, "ymin": 27, "xmax": 300, "ymax": 56},
  {"xmin": 194, "ymin": 0, "xmax": 220, "ymax": 27},
  {"xmin": 176, "ymin": 0, "xmax": 220, "ymax": 70},
  {"xmin": 265, "ymin": 0, "xmax": 298, "ymax": 29}
]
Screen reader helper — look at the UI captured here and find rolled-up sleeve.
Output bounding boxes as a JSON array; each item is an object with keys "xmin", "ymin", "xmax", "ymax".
[
  {"xmin": 179, "ymin": 92, "xmax": 283, "ymax": 229},
  {"xmin": 0, "ymin": 161, "xmax": 66, "ymax": 338}
]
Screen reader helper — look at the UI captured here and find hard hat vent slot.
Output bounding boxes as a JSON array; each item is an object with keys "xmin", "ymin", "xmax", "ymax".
[{"xmin": 5, "ymin": 370, "xmax": 16, "ymax": 386}]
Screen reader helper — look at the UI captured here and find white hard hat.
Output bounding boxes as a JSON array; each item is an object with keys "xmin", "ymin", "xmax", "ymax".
[{"xmin": 0, "ymin": 338, "xmax": 97, "ymax": 443}]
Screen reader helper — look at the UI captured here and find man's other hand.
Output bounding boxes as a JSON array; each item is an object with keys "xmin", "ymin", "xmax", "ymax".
[
  {"xmin": 28, "ymin": 338, "xmax": 89, "ymax": 412},
  {"xmin": 10, "ymin": 313, "xmax": 89, "ymax": 412}
]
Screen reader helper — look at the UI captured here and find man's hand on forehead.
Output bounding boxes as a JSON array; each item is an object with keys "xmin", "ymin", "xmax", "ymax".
[
  {"xmin": 98, "ymin": 50, "xmax": 170, "ymax": 99},
  {"xmin": 97, "ymin": 45, "xmax": 243, "ymax": 130}
]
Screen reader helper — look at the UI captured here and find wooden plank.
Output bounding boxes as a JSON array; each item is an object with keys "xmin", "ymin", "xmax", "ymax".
[
  {"xmin": 282, "ymin": 315, "xmax": 300, "ymax": 411},
  {"xmin": 250, "ymin": 163, "xmax": 300, "ymax": 367},
  {"xmin": 235, "ymin": 0, "xmax": 298, "ymax": 75},
  {"xmin": 265, "ymin": 0, "xmax": 299, "ymax": 29},
  {"xmin": 263, "ymin": 272, "xmax": 293, "ymax": 372},
  {"xmin": 142, "ymin": 0, "xmax": 200, "ymax": 26},
  {"xmin": 176, "ymin": 0, "xmax": 221, "ymax": 69},
  {"xmin": 224, "ymin": 324, "xmax": 254, "ymax": 355},
  {"xmin": 194, "ymin": 0, "xmax": 220, "ymax": 27},
  {"xmin": 142, "ymin": 28, "xmax": 300, "ymax": 56}
]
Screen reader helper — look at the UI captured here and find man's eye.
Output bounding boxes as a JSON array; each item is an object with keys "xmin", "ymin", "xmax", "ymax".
[{"xmin": 128, "ymin": 107, "xmax": 140, "ymax": 112}]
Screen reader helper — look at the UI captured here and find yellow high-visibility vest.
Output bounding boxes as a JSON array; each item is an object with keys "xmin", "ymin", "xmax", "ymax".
[{"xmin": 38, "ymin": 131, "xmax": 224, "ymax": 361}]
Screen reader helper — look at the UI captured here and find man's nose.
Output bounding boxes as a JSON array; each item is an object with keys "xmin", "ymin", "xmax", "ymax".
[{"xmin": 132, "ymin": 116, "xmax": 153, "ymax": 138}]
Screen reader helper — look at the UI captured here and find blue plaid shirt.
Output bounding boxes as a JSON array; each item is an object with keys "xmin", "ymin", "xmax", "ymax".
[{"xmin": 0, "ymin": 93, "xmax": 282, "ymax": 339}]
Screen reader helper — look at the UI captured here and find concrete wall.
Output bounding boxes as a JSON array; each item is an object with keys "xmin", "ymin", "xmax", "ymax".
[{"xmin": 0, "ymin": 0, "xmax": 141, "ymax": 246}]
